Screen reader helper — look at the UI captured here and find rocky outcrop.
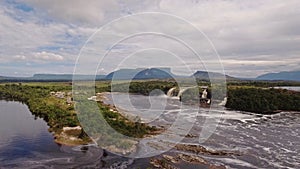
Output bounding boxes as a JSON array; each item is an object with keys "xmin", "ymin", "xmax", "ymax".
[
  {"xmin": 175, "ymin": 144, "xmax": 241, "ymax": 156},
  {"xmin": 150, "ymin": 153, "xmax": 227, "ymax": 169}
]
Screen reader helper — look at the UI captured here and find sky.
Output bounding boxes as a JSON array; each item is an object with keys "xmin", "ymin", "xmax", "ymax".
[{"xmin": 0, "ymin": 0, "xmax": 300, "ymax": 78}]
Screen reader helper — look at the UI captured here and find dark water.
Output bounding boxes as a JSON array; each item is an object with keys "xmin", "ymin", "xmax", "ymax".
[
  {"xmin": 1, "ymin": 95, "xmax": 300, "ymax": 169},
  {"xmin": 0, "ymin": 100, "xmax": 103, "ymax": 169}
]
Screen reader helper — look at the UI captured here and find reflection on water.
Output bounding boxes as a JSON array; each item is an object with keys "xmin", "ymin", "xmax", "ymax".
[
  {"xmin": 0, "ymin": 101, "xmax": 103, "ymax": 168},
  {"xmin": 1, "ymin": 95, "xmax": 300, "ymax": 168},
  {"xmin": 0, "ymin": 101, "xmax": 59, "ymax": 164}
]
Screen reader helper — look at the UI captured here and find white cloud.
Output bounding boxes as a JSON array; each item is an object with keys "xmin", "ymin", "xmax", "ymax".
[
  {"xmin": 0, "ymin": 2, "xmax": 99, "ymax": 66},
  {"xmin": 13, "ymin": 55, "xmax": 26, "ymax": 60},
  {"xmin": 22, "ymin": 0, "xmax": 121, "ymax": 25},
  {"xmin": 1, "ymin": 0, "xmax": 300, "ymax": 77},
  {"xmin": 156, "ymin": 0, "xmax": 300, "ymax": 77},
  {"xmin": 12, "ymin": 52, "xmax": 64, "ymax": 63},
  {"xmin": 33, "ymin": 51, "xmax": 64, "ymax": 61},
  {"xmin": 0, "ymin": 5, "xmax": 68, "ymax": 58}
]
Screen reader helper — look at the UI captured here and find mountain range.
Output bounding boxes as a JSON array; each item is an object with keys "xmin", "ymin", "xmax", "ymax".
[
  {"xmin": 192, "ymin": 71, "xmax": 237, "ymax": 81},
  {"xmin": 256, "ymin": 71, "xmax": 300, "ymax": 81},
  {"xmin": 105, "ymin": 68, "xmax": 175, "ymax": 80},
  {"xmin": 0, "ymin": 69, "xmax": 299, "ymax": 82}
]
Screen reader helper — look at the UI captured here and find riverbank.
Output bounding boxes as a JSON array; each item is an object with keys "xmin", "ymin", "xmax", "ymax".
[
  {"xmin": 0, "ymin": 83, "xmax": 158, "ymax": 147},
  {"xmin": 1, "ymin": 81, "xmax": 300, "ymax": 168}
]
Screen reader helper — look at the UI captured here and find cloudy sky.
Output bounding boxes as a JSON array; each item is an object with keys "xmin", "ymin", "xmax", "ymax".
[{"xmin": 1, "ymin": 0, "xmax": 300, "ymax": 77}]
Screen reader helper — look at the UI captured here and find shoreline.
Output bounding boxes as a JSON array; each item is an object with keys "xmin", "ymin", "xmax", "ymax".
[
  {"xmin": 53, "ymin": 92, "xmax": 163, "ymax": 147},
  {"xmin": 51, "ymin": 90, "xmax": 297, "ymax": 146}
]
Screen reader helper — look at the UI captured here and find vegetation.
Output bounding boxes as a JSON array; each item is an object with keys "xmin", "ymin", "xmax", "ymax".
[
  {"xmin": 1, "ymin": 79, "xmax": 300, "ymax": 147},
  {"xmin": 227, "ymin": 80, "xmax": 300, "ymax": 88},
  {"xmin": 76, "ymin": 98, "xmax": 157, "ymax": 138},
  {"xmin": 0, "ymin": 82, "xmax": 158, "ymax": 147},
  {"xmin": 110, "ymin": 80, "xmax": 177, "ymax": 95},
  {"xmin": 226, "ymin": 87, "xmax": 300, "ymax": 113},
  {"xmin": 0, "ymin": 83, "xmax": 77, "ymax": 131}
]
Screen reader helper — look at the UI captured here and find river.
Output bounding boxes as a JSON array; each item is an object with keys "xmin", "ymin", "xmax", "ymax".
[
  {"xmin": 0, "ymin": 100, "xmax": 103, "ymax": 169},
  {"xmin": 1, "ymin": 95, "xmax": 300, "ymax": 168},
  {"xmin": 273, "ymin": 86, "xmax": 300, "ymax": 92},
  {"xmin": 101, "ymin": 92, "xmax": 300, "ymax": 169}
]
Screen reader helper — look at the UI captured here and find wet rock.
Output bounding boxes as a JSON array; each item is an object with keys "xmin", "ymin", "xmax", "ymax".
[
  {"xmin": 177, "ymin": 153, "xmax": 207, "ymax": 164},
  {"xmin": 109, "ymin": 159, "xmax": 134, "ymax": 169},
  {"xmin": 163, "ymin": 154, "xmax": 179, "ymax": 164},
  {"xmin": 105, "ymin": 143, "xmax": 137, "ymax": 155},
  {"xmin": 185, "ymin": 133, "xmax": 197, "ymax": 138},
  {"xmin": 150, "ymin": 158, "xmax": 179, "ymax": 169},
  {"xmin": 209, "ymin": 164, "xmax": 227, "ymax": 169},
  {"xmin": 80, "ymin": 146, "xmax": 89, "ymax": 152},
  {"xmin": 150, "ymin": 153, "xmax": 227, "ymax": 169},
  {"xmin": 175, "ymin": 144, "xmax": 240, "ymax": 156}
]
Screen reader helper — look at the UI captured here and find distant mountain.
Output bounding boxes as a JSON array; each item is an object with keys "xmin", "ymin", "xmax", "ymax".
[
  {"xmin": 105, "ymin": 68, "xmax": 143, "ymax": 80},
  {"xmin": 133, "ymin": 68, "xmax": 175, "ymax": 80},
  {"xmin": 0, "ymin": 76, "xmax": 25, "ymax": 81},
  {"xmin": 192, "ymin": 71, "xmax": 236, "ymax": 81},
  {"xmin": 32, "ymin": 74, "xmax": 105, "ymax": 81},
  {"xmin": 256, "ymin": 71, "xmax": 300, "ymax": 81},
  {"xmin": 0, "ymin": 74, "xmax": 106, "ymax": 82},
  {"xmin": 0, "ymin": 76, "xmax": 12, "ymax": 80},
  {"xmin": 105, "ymin": 68, "xmax": 175, "ymax": 80},
  {"xmin": 32, "ymin": 74, "xmax": 74, "ymax": 80},
  {"xmin": 3, "ymin": 70, "xmax": 300, "ymax": 82},
  {"xmin": 0, "ymin": 68, "xmax": 240, "ymax": 82}
]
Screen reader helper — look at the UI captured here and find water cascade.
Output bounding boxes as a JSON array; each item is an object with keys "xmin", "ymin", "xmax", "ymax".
[{"xmin": 166, "ymin": 87, "xmax": 177, "ymax": 97}]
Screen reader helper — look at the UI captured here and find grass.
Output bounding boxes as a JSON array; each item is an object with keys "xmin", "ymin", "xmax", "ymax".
[{"xmin": 44, "ymin": 96, "xmax": 77, "ymax": 115}]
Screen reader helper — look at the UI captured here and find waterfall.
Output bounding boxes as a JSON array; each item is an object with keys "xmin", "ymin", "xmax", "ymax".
[
  {"xmin": 166, "ymin": 86, "xmax": 214, "ymax": 105},
  {"xmin": 201, "ymin": 89, "xmax": 208, "ymax": 99},
  {"xmin": 167, "ymin": 86, "xmax": 201, "ymax": 100},
  {"xmin": 177, "ymin": 88, "xmax": 187, "ymax": 97},
  {"xmin": 177, "ymin": 87, "xmax": 197, "ymax": 97},
  {"xmin": 166, "ymin": 87, "xmax": 189, "ymax": 98},
  {"xmin": 218, "ymin": 97, "xmax": 227, "ymax": 106},
  {"xmin": 166, "ymin": 87, "xmax": 177, "ymax": 97}
]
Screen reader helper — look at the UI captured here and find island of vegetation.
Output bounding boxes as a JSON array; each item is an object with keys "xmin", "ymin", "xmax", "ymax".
[
  {"xmin": 226, "ymin": 87, "xmax": 300, "ymax": 114},
  {"xmin": 0, "ymin": 80, "xmax": 300, "ymax": 148}
]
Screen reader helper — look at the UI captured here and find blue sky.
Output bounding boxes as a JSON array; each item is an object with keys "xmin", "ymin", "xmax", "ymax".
[{"xmin": 0, "ymin": 0, "xmax": 300, "ymax": 77}]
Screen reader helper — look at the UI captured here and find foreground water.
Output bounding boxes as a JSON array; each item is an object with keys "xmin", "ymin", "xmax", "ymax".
[
  {"xmin": 0, "ymin": 101, "xmax": 103, "ymax": 168},
  {"xmin": 1, "ymin": 94, "xmax": 300, "ymax": 168},
  {"xmin": 102, "ymin": 93, "xmax": 300, "ymax": 169}
]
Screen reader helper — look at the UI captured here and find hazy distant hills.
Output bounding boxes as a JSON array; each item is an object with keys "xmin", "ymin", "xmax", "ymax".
[
  {"xmin": 1, "ymin": 69, "xmax": 299, "ymax": 82},
  {"xmin": 256, "ymin": 71, "xmax": 300, "ymax": 81},
  {"xmin": 192, "ymin": 71, "xmax": 237, "ymax": 81},
  {"xmin": 105, "ymin": 68, "xmax": 143, "ymax": 80},
  {"xmin": 32, "ymin": 74, "xmax": 106, "ymax": 81},
  {"xmin": 0, "ymin": 76, "xmax": 24, "ymax": 80},
  {"xmin": 134, "ymin": 68, "xmax": 175, "ymax": 79},
  {"xmin": 0, "ymin": 69, "xmax": 242, "ymax": 82},
  {"xmin": 105, "ymin": 68, "xmax": 175, "ymax": 80},
  {"xmin": 0, "ymin": 74, "xmax": 106, "ymax": 82}
]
